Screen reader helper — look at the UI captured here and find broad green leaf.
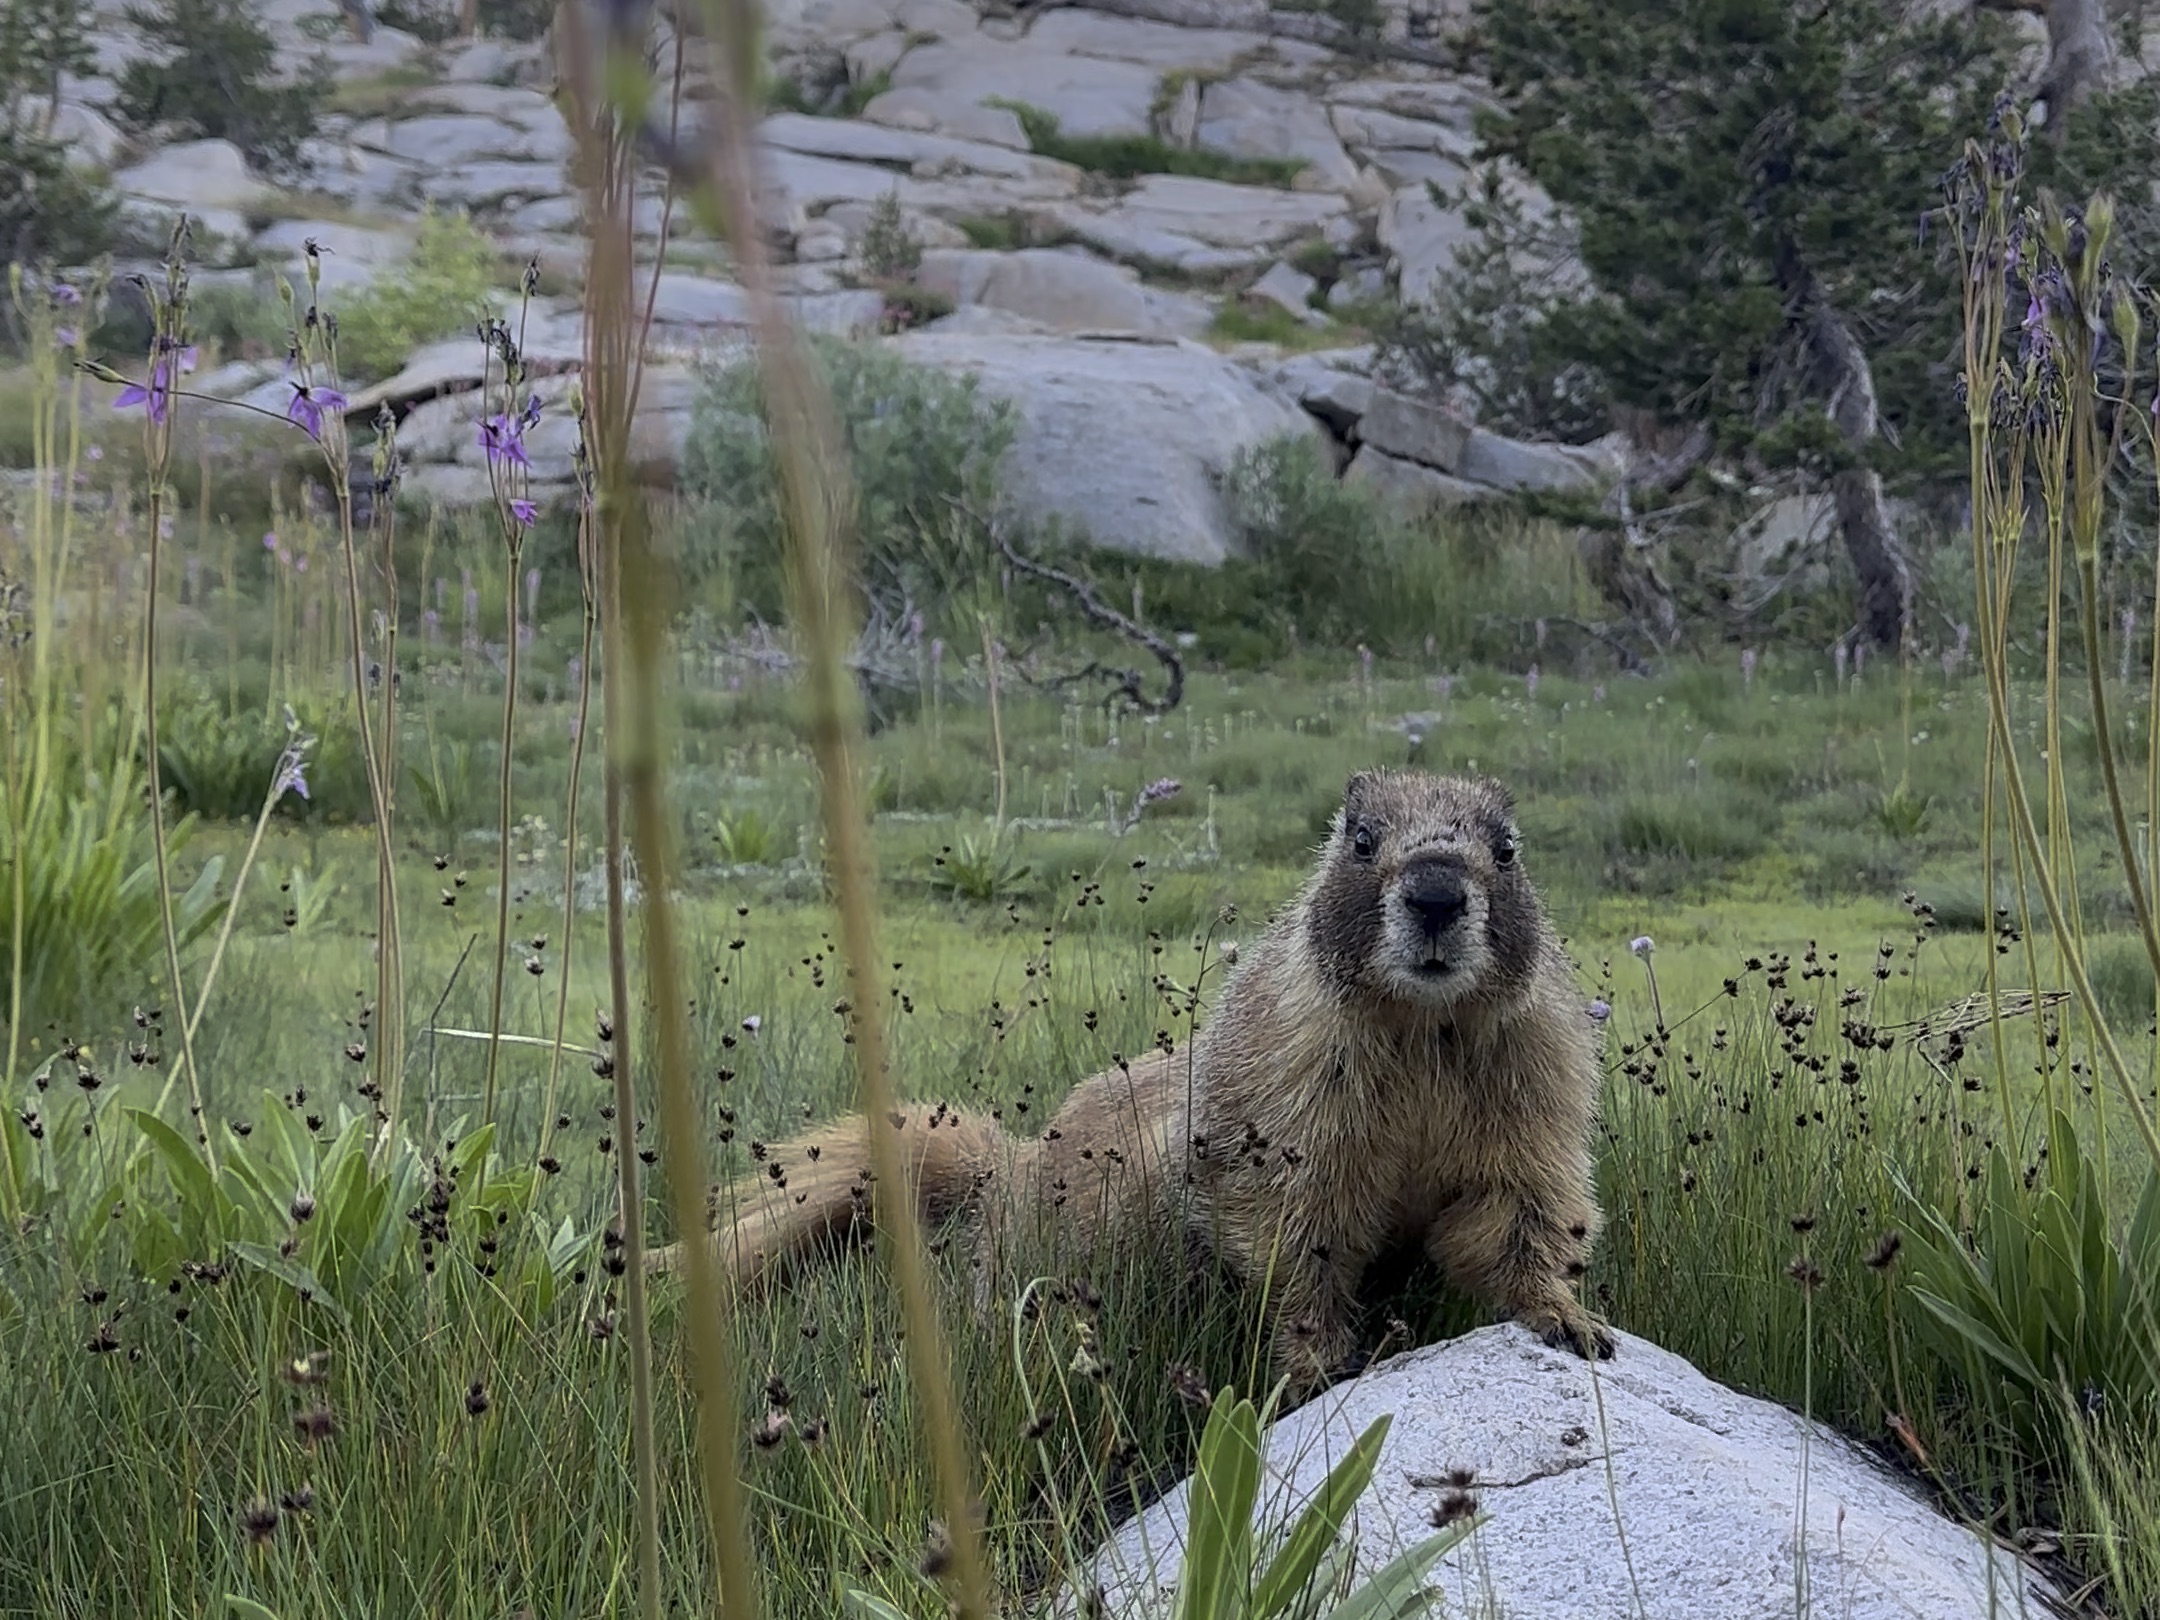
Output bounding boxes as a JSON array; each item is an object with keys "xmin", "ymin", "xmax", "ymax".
[
  {"xmin": 128, "ymin": 1107, "xmax": 227, "ymax": 1237},
  {"xmin": 223, "ymin": 1597, "xmax": 284, "ymax": 1620},
  {"xmin": 1177, "ymin": 1389, "xmax": 1264, "ymax": 1620},
  {"xmin": 229, "ymin": 1241, "xmax": 349, "ymax": 1329},
  {"xmin": 1322, "ymin": 1518, "xmax": 1481, "ymax": 1620},
  {"xmin": 1252, "ymin": 1413, "xmax": 1392, "ymax": 1620},
  {"xmin": 838, "ymin": 1585, "xmax": 915, "ymax": 1620}
]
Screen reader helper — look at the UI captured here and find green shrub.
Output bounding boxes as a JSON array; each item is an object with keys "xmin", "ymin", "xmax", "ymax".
[
  {"xmin": 373, "ymin": 0, "xmax": 552, "ymax": 41},
  {"xmin": 678, "ymin": 335, "xmax": 1015, "ymax": 633},
  {"xmin": 0, "ymin": 771, "xmax": 222, "ymax": 1038},
  {"xmin": 156, "ymin": 689, "xmax": 374, "ymax": 824},
  {"xmin": 2087, "ymin": 937, "xmax": 2158, "ymax": 1034},
  {"xmin": 332, "ymin": 207, "xmax": 502, "ymax": 382},
  {"xmin": 991, "ymin": 98, "xmax": 1306, "ymax": 188},
  {"xmin": 1602, "ymin": 789, "xmax": 1769, "ymax": 864},
  {"xmin": 857, "ymin": 188, "xmax": 920, "ymax": 283},
  {"xmin": 117, "ymin": 0, "xmax": 330, "ymax": 174},
  {"xmin": 0, "ymin": 0, "xmax": 115, "ymax": 267}
]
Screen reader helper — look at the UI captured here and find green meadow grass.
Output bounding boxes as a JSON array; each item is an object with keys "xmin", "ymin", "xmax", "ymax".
[{"xmin": 6, "ymin": 619, "xmax": 2155, "ymax": 1615}]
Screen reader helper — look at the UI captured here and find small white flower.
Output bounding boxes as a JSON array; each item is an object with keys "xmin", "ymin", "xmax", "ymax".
[{"xmin": 742, "ymin": 1015, "xmax": 762, "ymax": 1036}]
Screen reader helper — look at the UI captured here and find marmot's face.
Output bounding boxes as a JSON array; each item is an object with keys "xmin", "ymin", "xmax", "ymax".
[{"xmin": 1308, "ymin": 769, "xmax": 1546, "ymax": 1011}]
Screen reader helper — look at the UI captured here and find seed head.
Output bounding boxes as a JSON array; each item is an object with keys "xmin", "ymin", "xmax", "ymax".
[
  {"xmin": 293, "ymin": 1403, "xmax": 339, "ymax": 1446},
  {"xmin": 919, "ymin": 1519, "xmax": 954, "ymax": 1579},
  {"xmin": 465, "ymin": 1379, "xmax": 491, "ymax": 1418},
  {"xmin": 1786, "ymin": 1256, "xmax": 1824, "ymax": 1293},
  {"xmin": 1429, "ymin": 1489, "xmax": 1479, "ymax": 1528},
  {"xmin": 1167, "ymin": 1361, "xmax": 1210, "ymax": 1410},
  {"xmin": 240, "ymin": 1497, "xmax": 281, "ymax": 1546},
  {"xmin": 1866, "ymin": 1230, "xmax": 1903, "ymax": 1271}
]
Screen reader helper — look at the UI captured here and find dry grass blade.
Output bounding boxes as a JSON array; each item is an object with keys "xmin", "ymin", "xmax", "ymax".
[
  {"xmin": 562, "ymin": 8, "xmax": 751, "ymax": 1618},
  {"xmin": 669, "ymin": 0, "xmax": 997, "ymax": 1612},
  {"xmin": 1887, "ymin": 989, "xmax": 2073, "ymax": 1042}
]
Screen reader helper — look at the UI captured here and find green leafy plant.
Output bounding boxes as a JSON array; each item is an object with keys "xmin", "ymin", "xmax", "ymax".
[
  {"xmin": 116, "ymin": 0, "xmax": 330, "ymax": 174},
  {"xmin": 117, "ymin": 1102, "xmax": 582, "ymax": 1322},
  {"xmin": 1899, "ymin": 1111, "xmax": 2160, "ymax": 1453},
  {"xmin": 333, "ymin": 206, "xmax": 503, "ymax": 382},
  {"xmin": 1166, "ymin": 1390, "xmax": 1474, "ymax": 1620},
  {"xmin": 407, "ymin": 733, "xmax": 478, "ymax": 845},
  {"xmin": 0, "ymin": 775, "xmax": 223, "ymax": 1037},
  {"xmin": 680, "ymin": 335, "xmax": 1015, "ymax": 633},
  {"xmin": 261, "ymin": 860, "xmax": 335, "ymax": 934},
  {"xmin": 927, "ymin": 828, "xmax": 1031, "ymax": 905},
  {"xmin": 710, "ymin": 803, "xmax": 787, "ymax": 867},
  {"xmin": 1874, "ymin": 781, "xmax": 1932, "ymax": 840}
]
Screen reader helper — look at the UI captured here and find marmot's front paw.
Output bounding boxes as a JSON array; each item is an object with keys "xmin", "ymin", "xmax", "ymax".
[
  {"xmin": 1276, "ymin": 1313, "xmax": 1358, "ymax": 1398},
  {"xmin": 1519, "ymin": 1301, "xmax": 1615, "ymax": 1361}
]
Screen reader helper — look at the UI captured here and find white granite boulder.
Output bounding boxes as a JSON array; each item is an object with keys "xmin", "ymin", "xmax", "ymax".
[
  {"xmin": 1089, "ymin": 1326, "xmax": 2063, "ymax": 1620},
  {"xmin": 891, "ymin": 330, "xmax": 1321, "ymax": 565}
]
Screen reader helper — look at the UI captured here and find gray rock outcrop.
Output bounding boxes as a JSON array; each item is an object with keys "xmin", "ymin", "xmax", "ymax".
[
  {"xmin": 893, "ymin": 330, "xmax": 1321, "ymax": 564},
  {"xmin": 1088, "ymin": 1325, "xmax": 2063, "ymax": 1620}
]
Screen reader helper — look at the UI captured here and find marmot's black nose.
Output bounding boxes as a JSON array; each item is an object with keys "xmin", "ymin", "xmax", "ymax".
[{"xmin": 1402, "ymin": 871, "xmax": 1468, "ymax": 936}]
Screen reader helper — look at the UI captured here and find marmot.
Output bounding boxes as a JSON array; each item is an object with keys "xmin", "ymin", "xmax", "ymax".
[{"xmin": 651, "ymin": 769, "xmax": 1612, "ymax": 1390}]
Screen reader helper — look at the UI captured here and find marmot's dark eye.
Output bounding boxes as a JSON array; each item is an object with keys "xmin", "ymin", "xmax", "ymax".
[
  {"xmin": 1351, "ymin": 823, "xmax": 1377, "ymax": 861},
  {"xmin": 1494, "ymin": 836, "xmax": 1518, "ymax": 867}
]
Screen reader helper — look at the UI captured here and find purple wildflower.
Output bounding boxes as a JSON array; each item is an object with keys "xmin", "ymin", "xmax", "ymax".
[
  {"xmin": 1138, "ymin": 777, "xmax": 1181, "ymax": 806},
  {"xmin": 522, "ymin": 394, "xmax": 543, "ymax": 429},
  {"xmin": 114, "ymin": 359, "xmax": 174, "ymax": 424},
  {"xmin": 1629, "ymin": 935, "xmax": 1655, "ymax": 958},
  {"xmin": 1587, "ymin": 999, "xmax": 1611, "ymax": 1023},
  {"xmin": 511, "ymin": 499, "xmax": 539, "ymax": 529},
  {"xmin": 55, "ymin": 326, "xmax": 78, "ymax": 348},
  {"xmin": 276, "ymin": 748, "xmax": 311, "ymax": 802},
  {"xmin": 1740, "ymin": 647, "xmax": 1757, "ymax": 687},
  {"xmin": 479, "ymin": 413, "xmax": 531, "ymax": 470},
  {"xmin": 286, "ymin": 382, "xmax": 348, "ymax": 441},
  {"xmin": 264, "ymin": 531, "xmax": 281, "ymax": 554},
  {"xmin": 53, "ymin": 283, "xmax": 80, "ymax": 306}
]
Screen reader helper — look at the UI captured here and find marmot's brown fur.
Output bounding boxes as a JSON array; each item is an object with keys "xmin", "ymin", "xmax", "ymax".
[{"xmin": 650, "ymin": 769, "xmax": 1612, "ymax": 1390}]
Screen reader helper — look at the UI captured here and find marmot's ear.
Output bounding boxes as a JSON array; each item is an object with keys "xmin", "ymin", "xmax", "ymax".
[{"xmin": 1343, "ymin": 770, "xmax": 1378, "ymax": 815}]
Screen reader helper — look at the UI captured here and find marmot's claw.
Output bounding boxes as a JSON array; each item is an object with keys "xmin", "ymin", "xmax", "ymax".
[{"xmin": 1527, "ymin": 1307, "xmax": 1615, "ymax": 1361}]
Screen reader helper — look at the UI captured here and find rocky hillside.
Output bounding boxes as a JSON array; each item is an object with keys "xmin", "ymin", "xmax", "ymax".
[{"xmin": 58, "ymin": 0, "xmax": 2063, "ymax": 565}]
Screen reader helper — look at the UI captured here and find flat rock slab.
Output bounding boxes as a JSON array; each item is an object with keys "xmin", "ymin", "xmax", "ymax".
[
  {"xmin": 1085, "ymin": 174, "xmax": 1349, "ymax": 252},
  {"xmin": 1089, "ymin": 1325, "xmax": 2060, "ymax": 1620},
  {"xmin": 915, "ymin": 247, "xmax": 1209, "ymax": 337},
  {"xmin": 892, "ymin": 330, "xmax": 1319, "ymax": 565}
]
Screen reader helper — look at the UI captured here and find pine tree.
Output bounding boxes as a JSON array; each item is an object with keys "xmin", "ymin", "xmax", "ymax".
[
  {"xmin": 1436, "ymin": 0, "xmax": 2159, "ymax": 646},
  {"xmin": 117, "ymin": 0, "xmax": 329, "ymax": 175}
]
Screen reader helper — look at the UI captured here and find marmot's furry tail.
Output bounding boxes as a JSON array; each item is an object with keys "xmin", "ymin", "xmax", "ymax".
[{"xmin": 643, "ymin": 1109, "xmax": 1012, "ymax": 1286}]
